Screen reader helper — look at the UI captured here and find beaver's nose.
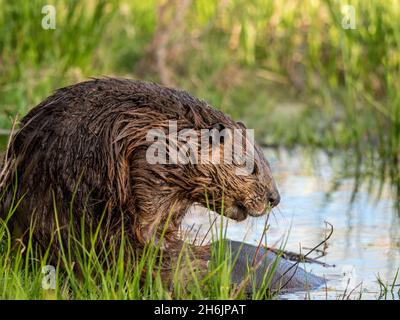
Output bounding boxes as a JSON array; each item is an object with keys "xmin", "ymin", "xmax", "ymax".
[{"xmin": 267, "ymin": 190, "xmax": 280, "ymax": 208}]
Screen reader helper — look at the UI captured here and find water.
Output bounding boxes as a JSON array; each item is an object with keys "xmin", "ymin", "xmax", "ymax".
[{"xmin": 182, "ymin": 148, "xmax": 400, "ymax": 299}]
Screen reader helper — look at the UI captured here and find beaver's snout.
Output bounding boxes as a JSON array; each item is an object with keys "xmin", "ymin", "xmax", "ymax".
[
  {"xmin": 267, "ymin": 189, "xmax": 280, "ymax": 208},
  {"xmin": 230, "ymin": 188, "xmax": 280, "ymax": 221},
  {"xmin": 245, "ymin": 187, "xmax": 280, "ymax": 218}
]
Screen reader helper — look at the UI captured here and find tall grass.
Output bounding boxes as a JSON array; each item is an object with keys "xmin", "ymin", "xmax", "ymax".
[
  {"xmin": 0, "ymin": 184, "xmax": 280, "ymax": 300},
  {"xmin": 0, "ymin": 0, "xmax": 118, "ymax": 126}
]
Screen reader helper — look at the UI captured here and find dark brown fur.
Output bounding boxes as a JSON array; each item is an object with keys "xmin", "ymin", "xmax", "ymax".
[{"xmin": 0, "ymin": 78, "xmax": 279, "ymax": 267}]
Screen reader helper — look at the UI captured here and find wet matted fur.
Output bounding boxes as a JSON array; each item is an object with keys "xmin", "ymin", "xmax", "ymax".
[{"xmin": 0, "ymin": 78, "xmax": 280, "ymax": 272}]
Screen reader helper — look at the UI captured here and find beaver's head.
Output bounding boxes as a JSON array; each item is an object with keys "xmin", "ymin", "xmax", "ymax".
[
  {"xmin": 129, "ymin": 118, "xmax": 280, "ymax": 244},
  {"xmin": 140, "ymin": 120, "xmax": 280, "ymax": 225},
  {"xmin": 184, "ymin": 122, "xmax": 280, "ymax": 221}
]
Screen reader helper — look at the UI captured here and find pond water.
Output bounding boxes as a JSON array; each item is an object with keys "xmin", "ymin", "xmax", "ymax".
[{"xmin": 182, "ymin": 148, "xmax": 400, "ymax": 300}]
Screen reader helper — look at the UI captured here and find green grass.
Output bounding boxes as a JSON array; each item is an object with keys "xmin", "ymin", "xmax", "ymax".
[{"xmin": 0, "ymin": 183, "xmax": 282, "ymax": 300}]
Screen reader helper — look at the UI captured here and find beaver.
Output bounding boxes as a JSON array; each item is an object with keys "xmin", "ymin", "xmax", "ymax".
[
  {"xmin": 1, "ymin": 78, "xmax": 328, "ymax": 295},
  {"xmin": 0, "ymin": 78, "xmax": 280, "ymax": 248},
  {"xmin": 0, "ymin": 78, "xmax": 326, "ymax": 294}
]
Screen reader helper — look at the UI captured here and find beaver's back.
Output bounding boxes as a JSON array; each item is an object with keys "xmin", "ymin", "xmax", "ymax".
[
  {"xmin": 13, "ymin": 78, "xmax": 229, "ymax": 158},
  {"xmin": 20, "ymin": 78, "xmax": 215, "ymax": 129}
]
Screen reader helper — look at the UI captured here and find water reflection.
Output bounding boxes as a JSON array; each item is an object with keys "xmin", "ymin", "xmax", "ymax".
[{"xmin": 182, "ymin": 148, "xmax": 400, "ymax": 299}]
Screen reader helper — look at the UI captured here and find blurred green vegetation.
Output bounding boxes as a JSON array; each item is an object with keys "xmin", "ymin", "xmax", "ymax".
[{"xmin": 0, "ymin": 0, "xmax": 399, "ymax": 192}]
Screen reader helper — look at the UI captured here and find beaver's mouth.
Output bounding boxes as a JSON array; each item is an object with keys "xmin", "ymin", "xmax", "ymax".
[
  {"xmin": 224, "ymin": 204, "xmax": 249, "ymax": 222},
  {"xmin": 186, "ymin": 203, "xmax": 269, "ymax": 223},
  {"xmin": 247, "ymin": 208, "xmax": 269, "ymax": 218},
  {"xmin": 225, "ymin": 204, "xmax": 270, "ymax": 221}
]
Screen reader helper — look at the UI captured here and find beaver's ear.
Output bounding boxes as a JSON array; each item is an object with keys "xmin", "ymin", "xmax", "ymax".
[
  {"xmin": 211, "ymin": 122, "xmax": 226, "ymax": 131},
  {"xmin": 209, "ymin": 122, "xmax": 226, "ymax": 144},
  {"xmin": 236, "ymin": 121, "xmax": 246, "ymax": 129}
]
